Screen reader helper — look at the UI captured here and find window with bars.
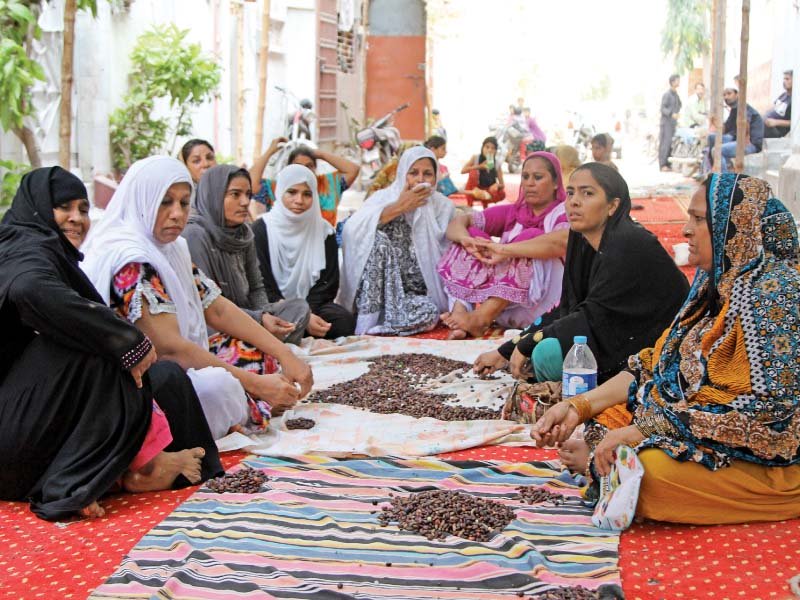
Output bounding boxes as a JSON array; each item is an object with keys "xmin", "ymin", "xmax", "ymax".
[{"xmin": 337, "ymin": 28, "xmax": 355, "ymax": 73}]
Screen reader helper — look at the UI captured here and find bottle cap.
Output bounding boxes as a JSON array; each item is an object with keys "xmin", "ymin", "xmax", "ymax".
[{"xmin": 574, "ymin": 335, "xmax": 587, "ymax": 344}]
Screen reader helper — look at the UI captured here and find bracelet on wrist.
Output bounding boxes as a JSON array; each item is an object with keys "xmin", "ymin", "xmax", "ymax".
[
  {"xmin": 566, "ymin": 394, "xmax": 593, "ymax": 423},
  {"xmin": 634, "ymin": 412, "xmax": 675, "ymax": 438}
]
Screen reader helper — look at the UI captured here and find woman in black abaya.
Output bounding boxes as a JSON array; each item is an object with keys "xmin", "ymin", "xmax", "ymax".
[{"xmin": 0, "ymin": 167, "xmax": 222, "ymax": 521}]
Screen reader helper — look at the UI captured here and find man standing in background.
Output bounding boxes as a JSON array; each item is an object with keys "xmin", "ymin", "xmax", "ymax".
[{"xmin": 659, "ymin": 74, "xmax": 682, "ymax": 172}]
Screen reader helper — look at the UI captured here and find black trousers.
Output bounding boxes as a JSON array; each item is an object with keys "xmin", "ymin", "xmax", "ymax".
[
  {"xmin": 148, "ymin": 360, "xmax": 224, "ymax": 487},
  {"xmin": 659, "ymin": 117, "xmax": 677, "ymax": 168},
  {"xmin": 313, "ymin": 302, "xmax": 356, "ymax": 338},
  {"xmin": 763, "ymin": 126, "xmax": 789, "ymax": 139}
]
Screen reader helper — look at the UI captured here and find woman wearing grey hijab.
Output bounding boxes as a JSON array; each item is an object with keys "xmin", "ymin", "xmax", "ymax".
[{"xmin": 183, "ymin": 164, "xmax": 310, "ymax": 345}]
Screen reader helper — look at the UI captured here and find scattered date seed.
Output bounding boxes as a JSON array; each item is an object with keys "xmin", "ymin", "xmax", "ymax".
[
  {"xmin": 516, "ymin": 486, "xmax": 567, "ymax": 506},
  {"xmin": 534, "ymin": 585, "xmax": 599, "ymax": 599},
  {"xmin": 204, "ymin": 467, "xmax": 268, "ymax": 494},
  {"xmin": 307, "ymin": 353, "xmax": 500, "ymax": 421},
  {"xmin": 285, "ymin": 417, "xmax": 315, "ymax": 430},
  {"xmin": 377, "ymin": 489, "xmax": 514, "ymax": 543}
]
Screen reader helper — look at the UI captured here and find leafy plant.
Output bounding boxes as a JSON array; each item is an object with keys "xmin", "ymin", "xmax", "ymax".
[
  {"xmin": 109, "ymin": 23, "xmax": 221, "ymax": 173},
  {"xmin": 0, "ymin": 0, "xmax": 45, "ymax": 166},
  {"xmin": 1, "ymin": 0, "xmax": 103, "ymax": 168},
  {"xmin": 661, "ymin": 0, "xmax": 710, "ymax": 75},
  {"xmin": 0, "ymin": 158, "xmax": 30, "ymax": 205}
]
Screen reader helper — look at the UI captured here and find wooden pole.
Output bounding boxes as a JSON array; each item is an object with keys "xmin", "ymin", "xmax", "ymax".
[
  {"xmin": 709, "ymin": 0, "xmax": 718, "ymax": 125},
  {"xmin": 734, "ymin": 0, "xmax": 750, "ymax": 173},
  {"xmin": 234, "ymin": 1, "xmax": 246, "ymax": 164},
  {"xmin": 253, "ymin": 0, "xmax": 271, "ymax": 157},
  {"xmin": 58, "ymin": 0, "xmax": 77, "ymax": 168},
  {"xmin": 711, "ymin": 0, "xmax": 726, "ymax": 172}
]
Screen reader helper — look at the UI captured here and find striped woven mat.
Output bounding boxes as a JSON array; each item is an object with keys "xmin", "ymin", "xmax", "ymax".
[{"xmin": 90, "ymin": 456, "xmax": 620, "ymax": 598}]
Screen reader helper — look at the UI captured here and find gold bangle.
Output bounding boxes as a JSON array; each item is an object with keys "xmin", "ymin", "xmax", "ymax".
[{"xmin": 567, "ymin": 394, "xmax": 592, "ymax": 423}]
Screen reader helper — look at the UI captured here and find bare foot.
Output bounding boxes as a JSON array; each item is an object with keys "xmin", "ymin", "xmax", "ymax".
[
  {"xmin": 122, "ymin": 447, "xmax": 206, "ymax": 493},
  {"xmin": 558, "ymin": 438, "xmax": 591, "ymax": 475},
  {"xmin": 442, "ymin": 309, "xmax": 491, "ymax": 338},
  {"xmin": 79, "ymin": 501, "xmax": 106, "ymax": 519},
  {"xmin": 447, "ymin": 328, "xmax": 468, "ymax": 340}
]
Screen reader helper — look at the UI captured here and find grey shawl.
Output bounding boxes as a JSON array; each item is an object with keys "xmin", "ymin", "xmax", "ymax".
[{"xmin": 182, "ymin": 164, "xmax": 268, "ymax": 324}]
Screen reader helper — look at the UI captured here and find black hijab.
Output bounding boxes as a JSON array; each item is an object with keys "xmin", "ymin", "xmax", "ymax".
[
  {"xmin": 0, "ymin": 167, "xmax": 102, "ymax": 307},
  {"xmin": 550, "ymin": 163, "xmax": 690, "ymax": 379}
]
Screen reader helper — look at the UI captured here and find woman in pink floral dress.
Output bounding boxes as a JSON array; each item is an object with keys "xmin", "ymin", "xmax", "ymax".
[{"xmin": 438, "ymin": 152, "xmax": 569, "ymax": 338}]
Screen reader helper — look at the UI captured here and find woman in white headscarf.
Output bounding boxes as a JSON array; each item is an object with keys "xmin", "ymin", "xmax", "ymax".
[
  {"xmin": 252, "ymin": 165, "xmax": 355, "ymax": 338},
  {"xmin": 339, "ymin": 146, "xmax": 455, "ymax": 335},
  {"xmin": 81, "ymin": 156, "xmax": 313, "ymax": 440}
]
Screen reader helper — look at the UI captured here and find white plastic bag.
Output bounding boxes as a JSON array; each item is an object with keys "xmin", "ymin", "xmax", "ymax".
[{"xmin": 591, "ymin": 445, "xmax": 644, "ymax": 531}]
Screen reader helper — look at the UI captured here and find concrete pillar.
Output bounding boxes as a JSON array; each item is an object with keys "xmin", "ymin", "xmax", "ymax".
[{"xmin": 777, "ymin": 9, "xmax": 800, "ymax": 216}]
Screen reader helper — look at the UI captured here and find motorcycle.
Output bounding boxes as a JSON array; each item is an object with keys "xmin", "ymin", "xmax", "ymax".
[
  {"xmin": 567, "ymin": 113, "xmax": 595, "ymax": 162},
  {"xmin": 491, "ymin": 117, "xmax": 531, "ymax": 174},
  {"xmin": 670, "ymin": 127, "xmax": 704, "ymax": 176},
  {"xmin": 356, "ymin": 102, "xmax": 409, "ymax": 182},
  {"xmin": 268, "ymin": 86, "xmax": 317, "ymax": 176}
]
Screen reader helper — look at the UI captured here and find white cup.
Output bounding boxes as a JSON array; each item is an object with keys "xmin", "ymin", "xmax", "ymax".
[{"xmin": 672, "ymin": 242, "xmax": 690, "ymax": 266}]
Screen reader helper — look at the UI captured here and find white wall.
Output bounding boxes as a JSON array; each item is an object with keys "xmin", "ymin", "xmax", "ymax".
[
  {"xmin": 0, "ymin": 0, "xmax": 321, "ymax": 182},
  {"xmin": 282, "ymin": 2, "xmax": 318, "ymax": 139}
]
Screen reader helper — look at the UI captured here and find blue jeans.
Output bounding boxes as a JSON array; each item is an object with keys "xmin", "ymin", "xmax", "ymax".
[{"xmin": 706, "ymin": 133, "xmax": 757, "ymax": 173}]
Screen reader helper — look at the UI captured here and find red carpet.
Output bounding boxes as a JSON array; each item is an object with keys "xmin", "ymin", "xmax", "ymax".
[
  {"xmin": 0, "ymin": 452, "xmax": 247, "ymax": 599},
  {"xmin": 1, "ymin": 195, "xmax": 795, "ymax": 599},
  {"xmin": 632, "ymin": 196, "xmax": 688, "ymax": 224}
]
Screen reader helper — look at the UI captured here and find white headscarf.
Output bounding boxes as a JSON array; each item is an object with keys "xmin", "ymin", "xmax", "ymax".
[
  {"xmin": 262, "ymin": 164, "xmax": 334, "ymax": 299},
  {"xmin": 81, "ymin": 156, "xmax": 209, "ymax": 350},
  {"xmin": 338, "ymin": 146, "xmax": 455, "ymax": 312}
]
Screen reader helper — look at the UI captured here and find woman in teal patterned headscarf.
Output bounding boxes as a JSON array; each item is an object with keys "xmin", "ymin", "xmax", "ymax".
[{"xmin": 534, "ymin": 173, "xmax": 800, "ymax": 524}]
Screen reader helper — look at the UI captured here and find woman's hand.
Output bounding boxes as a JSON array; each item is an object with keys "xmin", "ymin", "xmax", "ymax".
[
  {"xmin": 262, "ymin": 313, "xmax": 295, "ymax": 340},
  {"xmin": 279, "ymin": 353, "xmax": 314, "ymax": 398},
  {"xmin": 531, "ymin": 401, "xmax": 582, "ymax": 447},
  {"xmin": 129, "ymin": 345, "xmax": 158, "ymax": 389},
  {"xmin": 472, "ymin": 349, "xmax": 508, "ymax": 377},
  {"xmin": 509, "ymin": 346, "xmax": 533, "ymax": 379},
  {"xmin": 395, "ymin": 185, "xmax": 430, "ymax": 214},
  {"xmin": 245, "ymin": 372, "xmax": 300, "ymax": 411},
  {"xmin": 265, "ymin": 136, "xmax": 288, "ymax": 156},
  {"xmin": 593, "ymin": 425, "xmax": 645, "ymax": 476},
  {"xmin": 460, "ymin": 236, "xmax": 486, "ymax": 260},
  {"xmin": 472, "ymin": 239, "xmax": 507, "ymax": 265},
  {"xmin": 307, "ymin": 313, "xmax": 332, "ymax": 338},
  {"xmin": 476, "ymin": 161, "xmax": 489, "ymax": 170}
]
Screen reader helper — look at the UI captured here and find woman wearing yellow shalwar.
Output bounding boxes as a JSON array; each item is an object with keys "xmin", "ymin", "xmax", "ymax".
[{"xmin": 534, "ymin": 173, "xmax": 800, "ymax": 524}]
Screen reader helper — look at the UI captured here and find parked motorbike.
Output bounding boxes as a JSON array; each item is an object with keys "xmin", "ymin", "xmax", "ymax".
[
  {"xmin": 269, "ymin": 86, "xmax": 318, "ymax": 176},
  {"xmin": 491, "ymin": 118, "xmax": 531, "ymax": 174},
  {"xmin": 670, "ymin": 127, "xmax": 704, "ymax": 175},
  {"xmin": 356, "ymin": 102, "xmax": 409, "ymax": 182},
  {"xmin": 564, "ymin": 112, "xmax": 595, "ymax": 162}
]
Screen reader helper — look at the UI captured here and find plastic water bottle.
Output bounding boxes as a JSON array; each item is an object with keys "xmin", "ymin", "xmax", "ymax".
[{"xmin": 561, "ymin": 336, "xmax": 597, "ymax": 400}]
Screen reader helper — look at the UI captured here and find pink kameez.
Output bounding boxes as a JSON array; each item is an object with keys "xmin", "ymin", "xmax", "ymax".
[{"xmin": 437, "ymin": 151, "xmax": 569, "ymax": 328}]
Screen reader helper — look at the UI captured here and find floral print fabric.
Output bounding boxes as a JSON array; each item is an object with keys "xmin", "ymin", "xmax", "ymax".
[{"xmin": 111, "ymin": 262, "xmax": 278, "ymax": 430}]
